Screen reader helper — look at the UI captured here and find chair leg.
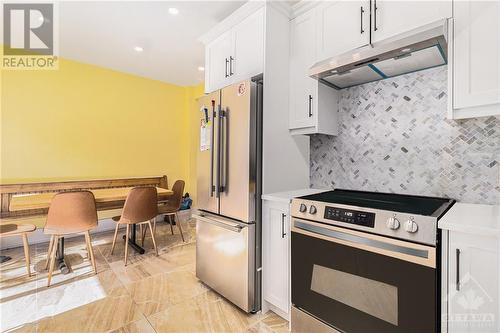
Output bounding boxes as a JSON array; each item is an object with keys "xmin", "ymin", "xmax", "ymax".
[
  {"xmin": 47, "ymin": 236, "xmax": 59, "ymax": 287},
  {"xmin": 21, "ymin": 233, "xmax": 31, "ymax": 277},
  {"xmin": 153, "ymin": 217, "xmax": 157, "ymax": 237},
  {"xmin": 147, "ymin": 220, "xmax": 158, "ymax": 256},
  {"xmin": 140, "ymin": 224, "xmax": 147, "ymax": 247},
  {"xmin": 110, "ymin": 223, "xmax": 119, "ymax": 255},
  {"xmin": 45, "ymin": 235, "xmax": 54, "ymax": 270},
  {"xmin": 124, "ymin": 224, "xmax": 130, "ymax": 266},
  {"xmin": 84, "ymin": 234, "xmax": 90, "ymax": 256},
  {"xmin": 169, "ymin": 215, "xmax": 174, "ymax": 235},
  {"xmin": 84, "ymin": 231, "xmax": 97, "ymax": 275},
  {"xmin": 175, "ymin": 212, "xmax": 185, "ymax": 242}
]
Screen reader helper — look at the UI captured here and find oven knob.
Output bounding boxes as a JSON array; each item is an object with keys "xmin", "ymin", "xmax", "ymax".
[
  {"xmin": 299, "ymin": 203, "xmax": 307, "ymax": 213},
  {"xmin": 309, "ymin": 205, "xmax": 317, "ymax": 214},
  {"xmin": 386, "ymin": 216, "xmax": 400, "ymax": 230},
  {"xmin": 405, "ymin": 219, "xmax": 418, "ymax": 233}
]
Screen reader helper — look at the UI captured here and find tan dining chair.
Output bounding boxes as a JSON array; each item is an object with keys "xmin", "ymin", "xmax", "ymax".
[
  {"xmin": 44, "ymin": 191, "xmax": 98, "ymax": 287},
  {"xmin": 110, "ymin": 186, "xmax": 158, "ymax": 265},
  {"xmin": 0, "ymin": 223, "xmax": 36, "ymax": 277},
  {"xmin": 157, "ymin": 180, "xmax": 185, "ymax": 242}
]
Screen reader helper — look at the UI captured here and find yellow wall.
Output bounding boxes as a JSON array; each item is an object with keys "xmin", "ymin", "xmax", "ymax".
[{"xmin": 1, "ymin": 58, "xmax": 203, "ymax": 197}]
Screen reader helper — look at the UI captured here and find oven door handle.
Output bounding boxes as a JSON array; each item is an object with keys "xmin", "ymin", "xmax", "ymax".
[{"xmin": 292, "ymin": 219, "xmax": 436, "ymax": 268}]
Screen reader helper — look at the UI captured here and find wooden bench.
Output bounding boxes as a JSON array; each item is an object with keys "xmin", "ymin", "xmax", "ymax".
[
  {"xmin": 0, "ymin": 176, "xmax": 172, "ymax": 228},
  {"xmin": 0, "ymin": 176, "xmax": 174, "ymax": 272}
]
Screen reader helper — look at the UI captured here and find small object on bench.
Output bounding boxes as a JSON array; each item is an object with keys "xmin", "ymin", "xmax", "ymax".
[{"xmin": 180, "ymin": 193, "xmax": 192, "ymax": 210}]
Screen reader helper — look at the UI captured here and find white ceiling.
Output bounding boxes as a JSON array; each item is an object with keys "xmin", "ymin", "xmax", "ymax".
[{"xmin": 58, "ymin": 1, "xmax": 245, "ymax": 86}]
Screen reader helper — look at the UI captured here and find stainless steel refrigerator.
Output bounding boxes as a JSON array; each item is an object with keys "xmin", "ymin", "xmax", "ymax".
[{"xmin": 195, "ymin": 77, "xmax": 262, "ymax": 313}]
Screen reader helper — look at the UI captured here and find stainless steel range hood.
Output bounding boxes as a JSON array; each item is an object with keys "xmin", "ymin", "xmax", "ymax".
[{"xmin": 309, "ymin": 20, "xmax": 448, "ymax": 89}]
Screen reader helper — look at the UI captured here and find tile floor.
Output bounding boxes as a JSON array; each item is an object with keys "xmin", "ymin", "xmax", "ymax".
[{"xmin": 0, "ymin": 219, "xmax": 288, "ymax": 333}]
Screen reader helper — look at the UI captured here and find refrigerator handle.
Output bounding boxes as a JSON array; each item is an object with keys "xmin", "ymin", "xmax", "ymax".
[
  {"xmin": 210, "ymin": 100, "xmax": 216, "ymax": 197},
  {"xmin": 220, "ymin": 109, "xmax": 228, "ymax": 193},
  {"xmin": 216, "ymin": 104, "xmax": 222, "ymax": 198}
]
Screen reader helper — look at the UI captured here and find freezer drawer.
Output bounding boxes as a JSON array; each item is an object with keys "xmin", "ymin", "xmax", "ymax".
[{"xmin": 195, "ymin": 213, "xmax": 255, "ymax": 312}]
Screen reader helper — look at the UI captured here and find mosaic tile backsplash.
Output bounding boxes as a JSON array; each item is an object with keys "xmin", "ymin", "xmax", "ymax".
[{"xmin": 310, "ymin": 67, "xmax": 500, "ymax": 204}]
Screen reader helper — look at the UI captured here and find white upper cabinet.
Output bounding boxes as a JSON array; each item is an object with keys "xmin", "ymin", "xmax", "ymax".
[
  {"xmin": 289, "ymin": 9, "xmax": 339, "ymax": 135},
  {"xmin": 290, "ymin": 10, "xmax": 317, "ymax": 130},
  {"xmin": 317, "ymin": 1, "xmax": 370, "ymax": 60},
  {"xmin": 206, "ymin": 31, "xmax": 233, "ymax": 93},
  {"xmin": 450, "ymin": 0, "xmax": 500, "ymax": 119},
  {"xmin": 371, "ymin": 1, "xmax": 452, "ymax": 43},
  {"xmin": 232, "ymin": 8, "xmax": 265, "ymax": 83},
  {"xmin": 204, "ymin": 8, "xmax": 265, "ymax": 93}
]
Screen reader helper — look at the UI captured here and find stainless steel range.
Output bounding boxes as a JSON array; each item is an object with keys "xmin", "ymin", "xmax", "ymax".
[{"xmin": 290, "ymin": 189, "xmax": 455, "ymax": 333}]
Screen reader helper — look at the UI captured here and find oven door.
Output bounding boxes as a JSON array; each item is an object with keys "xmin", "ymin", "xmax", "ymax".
[{"xmin": 291, "ymin": 218, "xmax": 438, "ymax": 333}]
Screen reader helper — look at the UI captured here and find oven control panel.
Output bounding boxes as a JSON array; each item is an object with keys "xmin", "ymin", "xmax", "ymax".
[{"xmin": 324, "ymin": 206, "xmax": 375, "ymax": 228}]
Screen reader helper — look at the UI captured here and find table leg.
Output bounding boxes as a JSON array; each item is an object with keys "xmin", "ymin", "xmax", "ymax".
[
  {"xmin": 122, "ymin": 224, "xmax": 145, "ymax": 254},
  {"xmin": 56, "ymin": 237, "xmax": 70, "ymax": 274}
]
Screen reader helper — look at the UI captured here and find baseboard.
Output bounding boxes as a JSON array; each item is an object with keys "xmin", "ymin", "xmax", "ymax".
[{"xmin": 263, "ymin": 300, "xmax": 291, "ymax": 322}]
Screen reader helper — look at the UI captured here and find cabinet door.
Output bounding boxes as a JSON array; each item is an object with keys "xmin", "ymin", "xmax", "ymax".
[
  {"xmin": 206, "ymin": 31, "xmax": 232, "ymax": 93},
  {"xmin": 316, "ymin": 1, "xmax": 370, "ymax": 60},
  {"xmin": 448, "ymin": 232, "xmax": 499, "ymax": 333},
  {"xmin": 289, "ymin": 11, "xmax": 317, "ymax": 129},
  {"xmin": 263, "ymin": 201, "xmax": 289, "ymax": 314},
  {"xmin": 232, "ymin": 8, "xmax": 264, "ymax": 82},
  {"xmin": 453, "ymin": 1, "xmax": 500, "ymax": 110},
  {"xmin": 371, "ymin": 1, "xmax": 452, "ymax": 43}
]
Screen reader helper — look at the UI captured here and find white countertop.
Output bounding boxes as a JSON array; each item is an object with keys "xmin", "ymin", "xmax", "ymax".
[
  {"xmin": 439, "ymin": 203, "xmax": 500, "ymax": 237},
  {"xmin": 261, "ymin": 188, "xmax": 326, "ymax": 204}
]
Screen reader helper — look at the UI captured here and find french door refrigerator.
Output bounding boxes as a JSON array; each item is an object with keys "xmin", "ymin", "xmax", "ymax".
[{"xmin": 195, "ymin": 77, "xmax": 263, "ymax": 313}]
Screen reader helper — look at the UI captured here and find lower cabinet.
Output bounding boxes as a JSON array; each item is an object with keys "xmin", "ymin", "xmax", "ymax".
[
  {"xmin": 262, "ymin": 199, "xmax": 290, "ymax": 320},
  {"xmin": 445, "ymin": 231, "xmax": 499, "ymax": 333}
]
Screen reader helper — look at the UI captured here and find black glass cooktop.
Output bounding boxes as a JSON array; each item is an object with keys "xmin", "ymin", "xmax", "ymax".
[{"xmin": 299, "ymin": 189, "xmax": 454, "ymax": 216}]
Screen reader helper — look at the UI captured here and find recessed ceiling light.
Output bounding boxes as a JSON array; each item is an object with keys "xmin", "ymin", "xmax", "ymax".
[
  {"xmin": 198, "ymin": 66, "xmax": 205, "ymax": 71},
  {"xmin": 168, "ymin": 7, "xmax": 179, "ymax": 15},
  {"xmin": 134, "ymin": 46, "xmax": 144, "ymax": 52}
]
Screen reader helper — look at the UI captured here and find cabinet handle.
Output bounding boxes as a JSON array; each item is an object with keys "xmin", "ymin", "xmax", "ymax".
[
  {"xmin": 308, "ymin": 95, "xmax": 313, "ymax": 117},
  {"xmin": 456, "ymin": 248, "xmax": 461, "ymax": 291},
  {"xmin": 225, "ymin": 58, "xmax": 229, "ymax": 78},
  {"xmin": 281, "ymin": 213, "xmax": 286, "ymax": 238},
  {"xmin": 229, "ymin": 56, "xmax": 234, "ymax": 76},
  {"xmin": 374, "ymin": 0, "xmax": 378, "ymax": 31},
  {"xmin": 360, "ymin": 6, "xmax": 365, "ymax": 34}
]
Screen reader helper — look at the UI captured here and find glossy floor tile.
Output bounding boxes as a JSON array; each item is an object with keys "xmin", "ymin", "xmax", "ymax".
[{"xmin": 1, "ymin": 218, "xmax": 288, "ymax": 333}]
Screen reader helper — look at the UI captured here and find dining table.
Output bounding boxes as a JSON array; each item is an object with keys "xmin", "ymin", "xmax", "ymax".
[{"xmin": 7, "ymin": 186, "xmax": 173, "ymax": 273}]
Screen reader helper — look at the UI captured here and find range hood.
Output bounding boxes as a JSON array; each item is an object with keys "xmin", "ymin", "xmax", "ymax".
[{"xmin": 309, "ymin": 20, "xmax": 448, "ymax": 89}]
